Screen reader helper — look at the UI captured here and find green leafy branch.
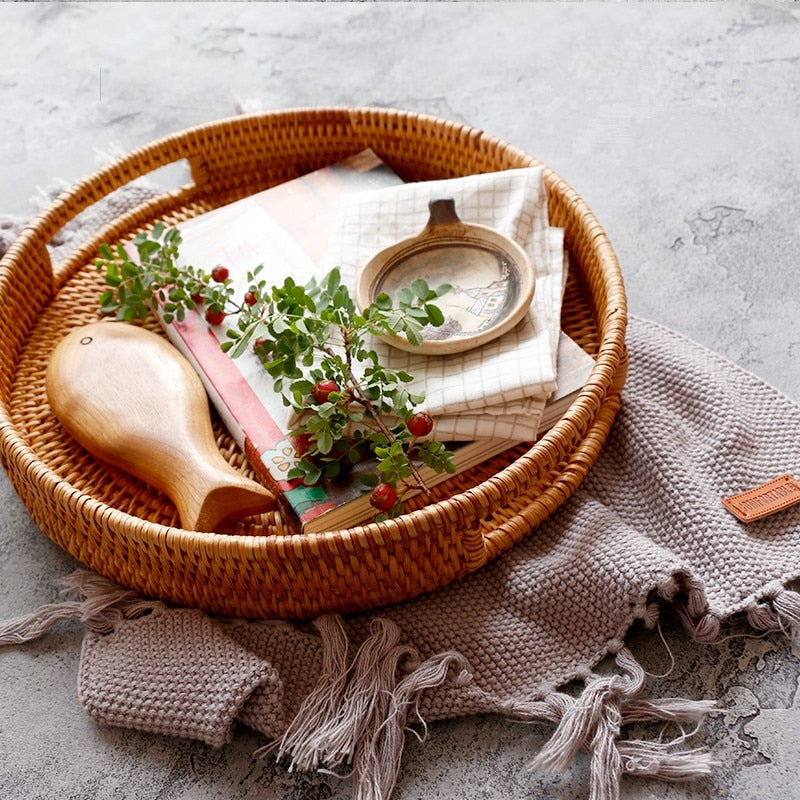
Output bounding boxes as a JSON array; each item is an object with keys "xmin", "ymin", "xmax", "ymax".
[{"xmin": 95, "ymin": 224, "xmax": 456, "ymax": 520}]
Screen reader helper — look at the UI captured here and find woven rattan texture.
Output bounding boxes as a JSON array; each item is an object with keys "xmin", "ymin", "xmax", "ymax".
[{"xmin": 0, "ymin": 108, "xmax": 627, "ymax": 619}]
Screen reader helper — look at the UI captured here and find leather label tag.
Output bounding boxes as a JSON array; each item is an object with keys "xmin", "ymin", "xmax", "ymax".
[{"xmin": 722, "ymin": 474, "xmax": 800, "ymax": 523}]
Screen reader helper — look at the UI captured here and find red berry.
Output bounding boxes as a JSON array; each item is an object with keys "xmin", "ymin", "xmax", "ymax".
[
  {"xmin": 205, "ymin": 308, "xmax": 226, "ymax": 326},
  {"xmin": 190, "ymin": 291, "xmax": 204, "ymax": 305},
  {"xmin": 370, "ymin": 482, "xmax": 398, "ymax": 512},
  {"xmin": 244, "ymin": 290, "xmax": 258, "ymax": 306},
  {"xmin": 408, "ymin": 412, "xmax": 434, "ymax": 437},
  {"xmin": 211, "ymin": 265, "xmax": 229, "ymax": 283},
  {"xmin": 312, "ymin": 379, "xmax": 340, "ymax": 404}
]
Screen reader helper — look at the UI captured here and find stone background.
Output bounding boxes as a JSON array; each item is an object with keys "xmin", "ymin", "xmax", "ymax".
[{"xmin": 1, "ymin": 3, "xmax": 799, "ymax": 799}]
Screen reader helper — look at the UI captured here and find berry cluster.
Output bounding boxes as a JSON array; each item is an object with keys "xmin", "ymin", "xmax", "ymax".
[
  {"xmin": 368, "ymin": 412, "xmax": 436, "ymax": 513},
  {"xmin": 302, "ymin": 386, "xmax": 438, "ymax": 514}
]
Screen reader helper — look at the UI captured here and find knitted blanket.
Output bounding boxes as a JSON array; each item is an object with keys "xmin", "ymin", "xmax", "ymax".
[
  {"xmin": 4, "ymin": 315, "xmax": 800, "ymax": 800},
  {"xmin": 3, "ymin": 189, "xmax": 800, "ymax": 800}
]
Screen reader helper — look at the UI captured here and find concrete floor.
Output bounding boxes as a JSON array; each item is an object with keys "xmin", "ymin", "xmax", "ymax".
[{"xmin": 2, "ymin": 2, "xmax": 800, "ymax": 799}]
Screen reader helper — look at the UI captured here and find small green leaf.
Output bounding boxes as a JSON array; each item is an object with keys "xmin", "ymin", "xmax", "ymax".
[
  {"xmin": 411, "ymin": 278, "xmax": 429, "ymax": 299},
  {"xmin": 424, "ymin": 303, "xmax": 445, "ymax": 326},
  {"xmin": 404, "ymin": 323, "xmax": 422, "ymax": 347},
  {"xmin": 137, "ymin": 239, "xmax": 161, "ymax": 259},
  {"xmin": 316, "ymin": 429, "xmax": 334, "ymax": 455},
  {"xmin": 348, "ymin": 448, "xmax": 362, "ymax": 464},
  {"xmin": 303, "ymin": 467, "xmax": 322, "ymax": 485},
  {"xmin": 396, "ymin": 287, "xmax": 414, "ymax": 306},
  {"xmin": 290, "ymin": 379, "xmax": 314, "ymax": 395},
  {"xmin": 373, "ymin": 293, "xmax": 393, "ymax": 311}
]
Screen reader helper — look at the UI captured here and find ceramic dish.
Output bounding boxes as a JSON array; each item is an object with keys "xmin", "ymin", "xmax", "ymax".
[{"xmin": 356, "ymin": 198, "xmax": 535, "ymax": 355}]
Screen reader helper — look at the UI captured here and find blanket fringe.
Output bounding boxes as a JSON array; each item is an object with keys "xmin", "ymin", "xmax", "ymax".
[
  {"xmin": 746, "ymin": 581, "xmax": 800, "ymax": 656},
  {"xmin": 271, "ymin": 615, "xmax": 469, "ymax": 800},
  {"xmin": 0, "ymin": 569, "xmax": 161, "ymax": 645},
  {"xmin": 270, "ymin": 615, "xmax": 352, "ymax": 769},
  {"xmin": 617, "ymin": 741, "xmax": 715, "ymax": 781},
  {"xmin": 3, "ymin": 574, "xmax": 721, "ymax": 800},
  {"xmin": 679, "ymin": 578, "xmax": 800, "ymax": 656},
  {"xmin": 528, "ymin": 648, "xmax": 715, "ymax": 800}
]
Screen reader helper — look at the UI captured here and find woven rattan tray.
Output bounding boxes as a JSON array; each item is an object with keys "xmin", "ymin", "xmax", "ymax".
[{"xmin": 0, "ymin": 108, "xmax": 627, "ymax": 620}]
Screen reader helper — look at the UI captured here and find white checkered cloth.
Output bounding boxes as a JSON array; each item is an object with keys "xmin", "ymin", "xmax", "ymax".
[{"xmin": 321, "ymin": 167, "xmax": 566, "ymax": 440}]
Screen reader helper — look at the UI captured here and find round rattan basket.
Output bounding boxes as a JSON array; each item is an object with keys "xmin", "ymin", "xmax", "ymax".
[{"xmin": 0, "ymin": 107, "xmax": 626, "ymax": 620}]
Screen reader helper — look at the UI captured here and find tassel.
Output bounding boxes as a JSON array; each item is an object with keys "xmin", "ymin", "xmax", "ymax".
[
  {"xmin": 271, "ymin": 615, "xmax": 352, "ymax": 770},
  {"xmin": 531, "ymin": 648, "xmax": 645, "ymax": 775},
  {"xmin": 530, "ymin": 648, "xmax": 714, "ymax": 800},
  {"xmin": 274, "ymin": 615, "xmax": 470, "ymax": 800},
  {"xmin": 746, "ymin": 601, "xmax": 780, "ymax": 632},
  {"xmin": 0, "ymin": 569, "xmax": 161, "ymax": 645},
  {"xmin": 292, "ymin": 617, "xmax": 414, "ymax": 772},
  {"xmin": 621, "ymin": 697, "xmax": 717, "ymax": 725},
  {"xmin": 275, "ymin": 617, "xmax": 411, "ymax": 773},
  {"xmin": 356, "ymin": 650, "xmax": 470, "ymax": 800},
  {"xmin": 618, "ymin": 740, "xmax": 716, "ymax": 780},
  {"xmin": 771, "ymin": 586, "xmax": 800, "ymax": 657},
  {"xmin": 746, "ymin": 582, "xmax": 800, "ymax": 657},
  {"xmin": 586, "ymin": 698, "xmax": 623, "ymax": 800},
  {"xmin": 675, "ymin": 606, "xmax": 721, "ymax": 643}
]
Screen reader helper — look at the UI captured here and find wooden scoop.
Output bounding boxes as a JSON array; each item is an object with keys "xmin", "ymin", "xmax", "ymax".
[{"xmin": 45, "ymin": 321, "xmax": 276, "ymax": 532}]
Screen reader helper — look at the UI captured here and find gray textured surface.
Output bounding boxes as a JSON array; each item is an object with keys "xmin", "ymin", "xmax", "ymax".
[{"xmin": 1, "ymin": 2, "xmax": 800, "ymax": 799}]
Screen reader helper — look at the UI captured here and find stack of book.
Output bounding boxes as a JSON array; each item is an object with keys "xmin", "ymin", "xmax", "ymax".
[{"xmin": 163, "ymin": 151, "xmax": 595, "ymax": 533}]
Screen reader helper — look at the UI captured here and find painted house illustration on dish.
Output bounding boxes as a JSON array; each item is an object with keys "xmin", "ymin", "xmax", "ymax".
[{"xmin": 441, "ymin": 257, "xmax": 516, "ymax": 336}]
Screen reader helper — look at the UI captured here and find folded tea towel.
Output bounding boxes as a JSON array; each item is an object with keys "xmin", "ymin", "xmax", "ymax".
[
  {"xmin": 5, "ymin": 315, "xmax": 800, "ymax": 800},
  {"xmin": 310, "ymin": 166, "xmax": 567, "ymax": 440}
]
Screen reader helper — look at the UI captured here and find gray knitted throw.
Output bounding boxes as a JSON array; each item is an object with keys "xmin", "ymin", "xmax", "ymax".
[
  {"xmin": 4, "ymin": 316, "xmax": 800, "ymax": 799},
  {"xmin": 2, "ymin": 186, "xmax": 800, "ymax": 799}
]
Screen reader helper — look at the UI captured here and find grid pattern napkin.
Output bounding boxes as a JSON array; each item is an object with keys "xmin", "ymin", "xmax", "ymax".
[{"xmin": 317, "ymin": 167, "xmax": 567, "ymax": 440}]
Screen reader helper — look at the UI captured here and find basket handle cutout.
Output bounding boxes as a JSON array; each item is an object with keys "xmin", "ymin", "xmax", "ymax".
[{"xmin": 41, "ymin": 159, "xmax": 196, "ymax": 287}]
